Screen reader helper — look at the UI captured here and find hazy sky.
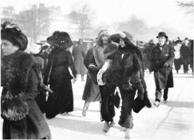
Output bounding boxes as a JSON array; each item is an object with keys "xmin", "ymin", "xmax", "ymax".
[{"xmin": 1, "ymin": 0, "xmax": 193, "ymax": 40}]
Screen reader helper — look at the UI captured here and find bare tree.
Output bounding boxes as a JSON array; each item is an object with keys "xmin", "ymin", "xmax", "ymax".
[
  {"xmin": 15, "ymin": 4, "xmax": 51, "ymax": 42},
  {"xmin": 68, "ymin": 5, "xmax": 92, "ymax": 38}
]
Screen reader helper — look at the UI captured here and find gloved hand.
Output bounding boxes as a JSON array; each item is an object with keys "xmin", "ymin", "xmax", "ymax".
[
  {"xmin": 97, "ymin": 68, "xmax": 105, "ymax": 85},
  {"xmin": 88, "ymin": 64, "xmax": 98, "ymax": 71},
  {"xmin": 163, "ymin": 62, "xmax": 169, "ymax": 67}
]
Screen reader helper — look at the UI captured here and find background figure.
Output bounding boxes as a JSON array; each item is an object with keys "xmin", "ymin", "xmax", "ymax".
[
  {"xmin": 190, "ymin": 40, "xmax": 193, "ymax": 73},
  {"xmin": 173, "ymin": 40, "xmax": 182, "ymax": 73},
  {"xmin": 143, "ymin": 39, "xmax": 155, "ymax": 72},
  {"xmin": 29, "ymin": 42, "xmax": 53, "ymax": 113},
  {"xmin": 72, "ymin": 39, "xmax": 88, "ymax": 81},
  {"xmin": 82, "ymin": 44, "xmax": 101, "ymax": 117},
  {"xmin": 151, "ymin": 32, "xmax": 174, "ymax": 107},
  {"xmin": 1, "ymin": 21, "xmax": 51, "ymax": 139},
  {"xmin": 180, "ymin": 38, "xmax": 191, "ymax": 73},
  {"xmin": 44, "ymin": 31, "xmax": 77, "ymax": 119}
]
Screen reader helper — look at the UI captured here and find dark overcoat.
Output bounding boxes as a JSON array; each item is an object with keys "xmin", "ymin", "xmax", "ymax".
[
  {"xmin": 151, "ymin": 43, "xmax": 174, "ymax": 89},
  {"xmin": 72, "ymin": 44, "xmax": 87, "ymax": 75},
  {"xmin": 1, "ymin": 50, "xmax": 51, "ymax": 139}
]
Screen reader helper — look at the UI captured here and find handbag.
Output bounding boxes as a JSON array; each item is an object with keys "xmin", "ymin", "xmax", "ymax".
[{"xmin": 132, "ymin": 97, "xmax": 145, "ymax": 113}]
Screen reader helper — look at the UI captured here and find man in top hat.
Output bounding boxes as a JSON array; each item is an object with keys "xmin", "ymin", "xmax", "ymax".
[{"xmin": 150, "ymin": 32, "xmax": 175, "ymax": 107}]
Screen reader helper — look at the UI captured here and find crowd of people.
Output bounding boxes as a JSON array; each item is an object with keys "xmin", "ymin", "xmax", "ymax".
[
  {"xmin": 1, "ymin": 21, "xmax": 193, "ymax": 139},
  {"xmin": 142, "ymin": 37, "xmax": 193, "ymax": 74}
]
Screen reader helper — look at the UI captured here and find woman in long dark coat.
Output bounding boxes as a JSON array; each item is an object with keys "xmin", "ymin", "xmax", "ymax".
[
  {"xmin": 100, "ymin": 33, "xmax": 151, "ymax": 139},
  {"xmin": 44, "ymin": 31, "xmax": 77, "ymax": 119},
  {"xmin": 1, "ymin": 22, "xmax": 51, "ymax": 139},
  {"xmin": 150, "ymin": 32, "xmax": 174, "ymax": 107}
]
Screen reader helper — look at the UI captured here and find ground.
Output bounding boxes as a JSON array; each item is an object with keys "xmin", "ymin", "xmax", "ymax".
[{"xmin": 1, "ymin": 69, "xmax": 194, "ymax": 140}]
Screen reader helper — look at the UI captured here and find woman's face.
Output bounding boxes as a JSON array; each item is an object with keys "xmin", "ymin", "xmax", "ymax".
[
  {"xmin": 1, "ymin": 39, "xmax": 19, "ymax": 56},
  {"xmin": 158, "ymin": 36, "xmax": 166, "ymax": 46},
  {"xmin": 101, "ymin": 36, "xmax": 108, "ymax": 45},
  {"xmin": 119, "ymin": 39, "xmax": 125, "ymax": 48}
]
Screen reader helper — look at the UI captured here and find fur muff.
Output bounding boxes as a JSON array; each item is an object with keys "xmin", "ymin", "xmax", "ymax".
[{"xmin": 1, "ymin": 92, "xmax": 29, "ymax": 121}]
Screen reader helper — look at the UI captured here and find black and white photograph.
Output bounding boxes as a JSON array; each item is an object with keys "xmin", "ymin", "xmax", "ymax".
[{"xmin": 0, "ymin": 0, "xmax": 194, "ymax": 139}]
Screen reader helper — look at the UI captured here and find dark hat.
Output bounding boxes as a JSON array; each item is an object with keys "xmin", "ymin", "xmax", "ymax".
[
  {"xmin": 175, "ymin": 40, "xmax": 182, "ymax": 44},
  {"xmin": 109, "ymin": 34, "xmax": 121, "ymax": 44},
  {"xmin": 109, "ymin": 33, "xmax": 138, "ymax": 50},
  {"xmin": 184, "ymin": 37, "xmax": 189, "ymax": 40},
  {"xmin": 47, "ymin": 31, "xmax": 73, "ymax": 49},
  {"xmin": 1, "ymin": 21, "xmax": 28, "ymax": 51},
  {"xmin": 156, "ymin": 32, "xmax": 168, "ymax": 40}
]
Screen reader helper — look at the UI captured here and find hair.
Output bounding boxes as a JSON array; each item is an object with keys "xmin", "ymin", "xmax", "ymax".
[{"xmin": 97, "ymin": 30, "xmax": 109, "ymax": 46}]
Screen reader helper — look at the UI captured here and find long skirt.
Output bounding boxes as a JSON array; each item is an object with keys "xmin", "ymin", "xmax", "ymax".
[
  {"xmin": 45, "ymin": 78, "xmax": 74, "ymax": 119},
  {"xmin": 3, "ymin": 100, "xmax": 51, "ymax": 139}
]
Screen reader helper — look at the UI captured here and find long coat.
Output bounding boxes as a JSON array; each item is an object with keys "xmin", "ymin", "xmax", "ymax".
[
  {"xmin": 151, "ymin": 43, "xmax": 174, "ymax": 89},
  {"xmin": 72, "ymin": 44, "xmax": 87, "ymax": 76},
  {"xmin": 44, "ymin": 47, "xmax": 77, "ymax": 118},
  {"xmin": 1, "ymin": 50, "xmax": 51, "ymax": 139},
  {"xmin": 82, "ymin": 47, "xmax": 101, "ymax": 102},
  {"xmin": 180, "ymin": 44, "xmax": 191, "ymax": 65}
]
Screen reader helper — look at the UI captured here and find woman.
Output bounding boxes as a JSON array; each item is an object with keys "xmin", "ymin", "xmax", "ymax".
[
  {"xmin": 44, "ymin": 31, "xmax": 77, "ymax": 119},
  {"xmin": 29, "ymin": 43, "xmax": 53, "ymax": 113},
  {"xmin": 1, "ymin": 21, "xmax": 51, "ymax": 139},
  {"xmin": 99, "ymin": 32, "xmax": 151, "ymax": 138},
  {"xmin": 150, "ymin": 32, "xmax": 174, "ymax": 107},
  {"xmin": 81, "ymin": 31, "xmax": 109, "ymax": 117}
]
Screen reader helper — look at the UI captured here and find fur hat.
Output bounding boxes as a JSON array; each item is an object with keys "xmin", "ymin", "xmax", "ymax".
[
  {"xmin": 47, "ymin": 31, "xmax": 73, "ymax": 49},
  {"xmin": 1, "ymin": 21, "xmax": 28, "ymax": 51},
  {"xmin": 97, "ymin": 30, "xmax": 109, "ymax": 46},
  {"xmin": 156, "ymin": 32, "xmax": 168, "ymax": 40}
]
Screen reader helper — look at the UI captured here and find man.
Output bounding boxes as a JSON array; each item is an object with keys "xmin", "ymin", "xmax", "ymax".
[
  {"xmin": 180, "ymin": 38, "xmax": 191, "ymax": 73},
  {"xmin": 151, "ymin": 32, "xmax": 174, "ymax": 107},
  {"xmin": 174, "ymin": 40, "xmax": 182, "ymax": 73}
]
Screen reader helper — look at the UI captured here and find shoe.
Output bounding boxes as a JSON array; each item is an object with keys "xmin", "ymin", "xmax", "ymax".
[
  {"xmin": 120, "ymin": 126, "xmax": 127, "ymax": 131},
  {"xmin": 82, "ymin": 110, "xmax": 86, "ymax": 117},
  {"xmin": 109, "ymin": 121, "xmax": 115, "ymax": 127},
  {"xmin": 124, "ymin": 128, "xmax": 130, "ymax": 139},
  {"xmin": 82, "ymin": 102, "xmax": 89, "ymax": 117},
  {"xmin": 163, "ymin": 99, "xmax": 167, "ymax": 103},
  {"xmin": 153, "ymin": 101, "xmax": 160, "ymax": 107},
  {"xmin": 103, "ymin": 122, "xmax": 110, "ymax": 133}
]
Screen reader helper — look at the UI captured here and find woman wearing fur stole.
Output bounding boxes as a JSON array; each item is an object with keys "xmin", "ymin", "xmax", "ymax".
[{"xmin": 1, "ymin": 21, "xmax": 51, "ymax": 139}]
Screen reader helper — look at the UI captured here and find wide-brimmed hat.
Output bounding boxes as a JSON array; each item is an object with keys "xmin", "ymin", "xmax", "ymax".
[
  {"xmin": 156, "ymin": 32, "xmax": 168, "ymax": 40},
  {"xmin": 1, "ymin": 21, "xmax": 28, "ymax": 51},
  {"xmin": 47, "ymin": 31, "xmax": 73, "ymax": 49}
]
